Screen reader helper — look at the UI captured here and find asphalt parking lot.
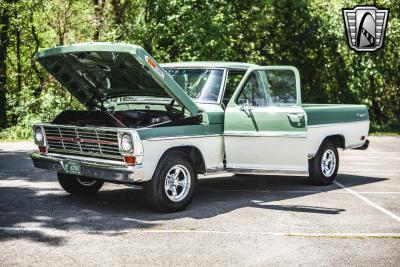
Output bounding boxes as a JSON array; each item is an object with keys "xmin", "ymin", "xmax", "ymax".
[{"xmin": 0, "ymin": 136, "xmax": 399, "ymax": 266}]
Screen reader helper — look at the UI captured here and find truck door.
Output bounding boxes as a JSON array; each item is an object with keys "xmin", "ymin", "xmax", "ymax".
[{"xmin": 224, "ymin": 66, "xmax": 308, "ymax": 174}]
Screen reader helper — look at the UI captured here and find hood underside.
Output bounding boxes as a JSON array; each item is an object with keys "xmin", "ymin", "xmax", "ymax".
[{"xmin": 37, "ymin": 42, "xmax": 199, "ymax": 115}]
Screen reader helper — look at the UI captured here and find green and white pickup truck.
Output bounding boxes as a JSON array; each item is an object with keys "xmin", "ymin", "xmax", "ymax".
[{"xmin": 30, "ymin": 43, "xmax": 370, "ymax": 212}]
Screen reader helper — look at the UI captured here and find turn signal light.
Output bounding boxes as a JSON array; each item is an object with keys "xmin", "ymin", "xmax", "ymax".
[
  {"xmin": 38, "ymin": 146, "xmax": 47, "ymax": 154},
  {"xmin": 124, "ymin": 155, "xmax": 136, "ymax": 165},
  {"xmin": 145, "ymin": 56, "xmax": 157, "ymax": 68}
]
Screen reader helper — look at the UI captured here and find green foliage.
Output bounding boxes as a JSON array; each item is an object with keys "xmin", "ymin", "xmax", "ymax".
[
  {"xmin": 370, "ymin": 120, "xmax": 400, "ymax": 135},
  {"xmin": 0, "ymin": 0, "xmax": 399, "ymax": 140}
]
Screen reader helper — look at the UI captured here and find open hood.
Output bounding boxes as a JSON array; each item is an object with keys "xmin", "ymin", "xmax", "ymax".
[{"xmin": 36, "ymin": 42, "xmax": 199, "ymax": 115}]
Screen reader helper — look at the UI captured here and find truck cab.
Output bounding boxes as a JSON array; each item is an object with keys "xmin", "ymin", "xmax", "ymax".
[{"xmin": 30, "ymin": 43, "xmax": 370, "ymax": 212}]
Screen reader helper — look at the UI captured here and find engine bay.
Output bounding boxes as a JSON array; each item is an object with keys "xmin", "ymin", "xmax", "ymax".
[{"xmin": 52, "ymin": 108, "xmax": 200, "ymax": 128}]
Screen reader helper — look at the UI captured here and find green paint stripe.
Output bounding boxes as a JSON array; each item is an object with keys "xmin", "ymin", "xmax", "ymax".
[{"xmin": 303, "ymin": 104, "xmax": 369, "ymax": 126}]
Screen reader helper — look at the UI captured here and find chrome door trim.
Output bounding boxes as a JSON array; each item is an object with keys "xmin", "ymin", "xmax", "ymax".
[
  {"xmin": 224, "ymin": 131, "xmax": 307, "ymax": 138},
  {"xmin": 146, "ymin": 134, "xmax": 222, "ymax": 141}
]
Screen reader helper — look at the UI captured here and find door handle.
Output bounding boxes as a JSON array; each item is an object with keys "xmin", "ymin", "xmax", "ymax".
[{"xmin": 287, "ymin": 113, "xmax": 304, "ymax": 123}]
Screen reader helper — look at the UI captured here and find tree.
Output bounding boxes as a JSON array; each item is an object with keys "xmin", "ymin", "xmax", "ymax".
[{"xmin": 0, "ymin": 0, "xmax": 15, "ymax": 129}]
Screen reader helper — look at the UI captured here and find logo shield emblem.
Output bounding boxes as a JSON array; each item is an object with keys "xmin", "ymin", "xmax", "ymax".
[{"xmin": 342, "ymin": 6, "xmax": 389, "ymax": 52}]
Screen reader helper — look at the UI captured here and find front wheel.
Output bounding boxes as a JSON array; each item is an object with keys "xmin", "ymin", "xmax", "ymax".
[
  {"xmin": 308, "ymin": 141, "xmax": 339, "ymax": 185},
  {"xmin": 144, "ymin": 151, "xmax": 196, "ymax": 212},
  {"xmin": 57, "ymin": 173, "xmax": 104, "ymax": 195}
]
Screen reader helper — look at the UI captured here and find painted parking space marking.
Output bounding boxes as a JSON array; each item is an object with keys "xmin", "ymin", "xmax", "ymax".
[
  {"xmin": 198, "ymin": 189, "xmax": 400, "ymax": 194},
  {"xmin": 334, "ymin": 181, "xmax": 400, "ymax": 223},
  {"xmin": 340, "ymin": 170, "xmax": 400, "ymax": 172},
  {"xmin": 341, "ymin": 156, "xmax": 400, "ymax": 160}
]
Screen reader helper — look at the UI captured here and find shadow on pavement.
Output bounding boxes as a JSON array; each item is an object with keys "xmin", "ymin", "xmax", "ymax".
[{"xmin": 0, "ymin": 150, "xmax": 388, "ymax": 246}]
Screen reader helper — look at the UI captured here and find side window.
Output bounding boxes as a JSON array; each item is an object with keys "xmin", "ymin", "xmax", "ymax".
[
  {"xmin": 265, "ymin": 70, "xmax": 297, "ymax": 105},
  {"xmin": 223, "ymin": 70, "xmax": 246, "ymax": 106},
  {"xmin": 236, "ymin": 72, "xmax": 267, "ymax": 106}
]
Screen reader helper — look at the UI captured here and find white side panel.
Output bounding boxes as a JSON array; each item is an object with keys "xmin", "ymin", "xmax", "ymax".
[
  {"xmin": 140, "ymin": 136, "xmax": 224, "ymax": 181},
  {"xmin": 308, "ymin": 121, "xmax": 370, "ymax": 156},
  {"xmin": 224, "ymin": 135, "xmax": 308, "ymax": 172}
]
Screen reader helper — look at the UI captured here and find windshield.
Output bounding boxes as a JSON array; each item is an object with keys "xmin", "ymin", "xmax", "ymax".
[{"xmin": 165, "ymin": 68, "xmax": 224, "ymax": 103}]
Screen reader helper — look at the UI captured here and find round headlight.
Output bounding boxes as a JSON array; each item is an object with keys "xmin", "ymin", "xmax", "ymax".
[
  {"xmin": 121, "ymin": 134, "xmax": 133, "ymax": 152},
  {"xmin": 35, "ymin": 128, "xmax": 44, "ymax": 142}
]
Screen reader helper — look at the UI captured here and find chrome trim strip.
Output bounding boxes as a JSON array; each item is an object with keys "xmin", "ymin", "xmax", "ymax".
[
  {"xmin": 146, "ymin": 134, "xmax": 222, "ymax": 141},
  {"xmin": 224, "ymin": 131, "xmax": 307, "ymax": 138},
  {"xmin": 47, "ymin": 153, "xmax": 127, "ymax": 165},
  {"xmin": 36, "ymin": 123, "xmax": 134, "ymax": 132},
  {"xmin": 46, "ymin": 148, "xmax": 122, "ymax": 160},
  {"xmin": 216, "ymin": 68, "xmax": 228, "ymax": 105},
  {"xmin": 226, "ymin": 168, "xmax": 308, "ymax": 176},
  {"xmin": 308, "ymin": 120, "xmax": 370, "ymax": 128}
]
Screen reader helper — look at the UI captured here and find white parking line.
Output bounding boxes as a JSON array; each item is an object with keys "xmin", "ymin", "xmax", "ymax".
[
  {"xmin": 341, "ymin": 156, "xmax": 400, "ymax": 160},
  {"xmin": 334, "ymin": 181, "xmax": 400, "ymax": 223},
  {"xmin": 343, "ymin": 152, "xmax": 400, "ymax": 154},
  {"xmin": 358, "ymin": 192, "xmax": 400, "ymax": 194},
  {"xmin": 340, "ymin": 170, "xmax": 400, "ymax": 172},
  {"xmin": 199, "ymin": 189, "xmax": 400, "ymax": 194}
]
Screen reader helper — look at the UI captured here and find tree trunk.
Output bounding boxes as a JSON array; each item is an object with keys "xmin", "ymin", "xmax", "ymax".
[
  {"xmin": 143, "ymin": 0, "xmax": 153, "ymax": 54},
  {"xmin": 31, "ymin": 22, "xmax": 44, "ymax": 98},
  {"xmin": 0, "ymin": 1, "xmax": 12, "ymax": 129},
  {"xmin": 93, "ymin": 0, "xmax": 106, "ymax": 41},
  {"xmin": 16, "ymin": 27, "xmax": 22, "ymax": 94}
]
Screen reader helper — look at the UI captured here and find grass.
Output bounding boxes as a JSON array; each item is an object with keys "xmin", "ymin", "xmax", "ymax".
[{"xmin": 369, "ymin": 132, "xmax": 399, "ymax": 136}]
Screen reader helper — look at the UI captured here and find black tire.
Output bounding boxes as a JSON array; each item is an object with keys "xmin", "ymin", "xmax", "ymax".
[
  {"xmin": 144, "ymin": 151, "xmax": 197, "ymax": 212},
  {"xmin": 57, "ymin": 173, "xmax": 104, "ymax": 195},
  {"xmin": 308, "ymin": 141, "xmax": 339, "ymax": 185}
]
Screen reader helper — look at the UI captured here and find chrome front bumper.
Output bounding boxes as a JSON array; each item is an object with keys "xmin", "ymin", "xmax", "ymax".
[{"xmin": 30, "ymin": 152, "xmax": 144, "ymax": 183}]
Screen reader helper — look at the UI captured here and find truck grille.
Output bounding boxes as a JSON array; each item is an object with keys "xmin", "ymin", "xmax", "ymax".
[{"xmin": 43, "ymin": 125, "xmax": 122, "ymax": 160}]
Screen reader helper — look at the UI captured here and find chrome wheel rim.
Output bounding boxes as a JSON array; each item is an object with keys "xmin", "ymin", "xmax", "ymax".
[
  {"xmin": 77, "ymin": 176, "xmax": 96, "ymax": 186},
  {"xmin": 321, "ymin": 149, "xmax": 336, "ymax": 177},
  {"xmin": 164, "ymin": 164, "xmax": 191, "ymax": 202}
]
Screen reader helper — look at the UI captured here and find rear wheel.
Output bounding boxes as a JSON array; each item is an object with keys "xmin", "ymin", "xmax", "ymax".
[
  {"xmin": 57, "ymin": 173, "xmax": 104, "ymax": 195},
  {"xmin": 308, "ymin": 141, "xmax": 339, "ymax": 185},
  {"xmin": 144, "ymin": 151, "xmax": 196, "ymax": 212}
]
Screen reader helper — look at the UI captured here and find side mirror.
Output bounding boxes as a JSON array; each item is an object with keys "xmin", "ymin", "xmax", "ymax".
[{"xmin": 240, "ymin": 99, "xmax": 253, "ymax": 114}]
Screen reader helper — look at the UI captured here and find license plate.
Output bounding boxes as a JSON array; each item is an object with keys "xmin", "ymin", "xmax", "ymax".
[{"xmin": 63, "ymin": 160, "xmax": 81, "ymax": 175}]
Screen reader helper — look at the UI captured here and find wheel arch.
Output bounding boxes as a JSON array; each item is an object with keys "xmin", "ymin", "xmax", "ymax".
[
  {"xmin": 311, "ymin": 134, "xmax": 345, "ymax": 158},
  {"xmin": 158, "ymin": 145, "xmax": 206, "ymax": 175}
]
